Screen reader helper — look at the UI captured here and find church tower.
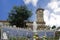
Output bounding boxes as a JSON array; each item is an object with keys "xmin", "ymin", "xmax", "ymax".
[
  {"xmin": 36, "ymin": 8, "xmax": 45, "ymax": 24},
  {"xmin": 36, "ymin": 8, "xmax": 46, "ymax": 30},
  {"xmin": 26, "ymin": 8, "xmax": 49, "ymax": 30}
]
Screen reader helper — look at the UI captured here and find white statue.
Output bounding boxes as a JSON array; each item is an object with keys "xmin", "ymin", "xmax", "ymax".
[
  {"xmin": 33, "ymin": 21, "xmax": 38, "ymax": 40},
  {"xmin": 3, "ymin": 32, "xmax": 8, "ymax": 39},
  {"xmin": 33, "ymin": 21, "xmax": 37, "ymax": 32}
]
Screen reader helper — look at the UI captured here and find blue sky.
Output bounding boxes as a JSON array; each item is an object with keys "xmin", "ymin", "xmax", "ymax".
[
  {"xmin": 0, "ymin": 0, "xmax": 60, "ymax": 27},
  {"xmin": 0, "ymin": 0, "xmax": 24, "ymax": 20},
  {"xmin": 0, "ymin": 0, "xmax": 49, "ymax": 20}
]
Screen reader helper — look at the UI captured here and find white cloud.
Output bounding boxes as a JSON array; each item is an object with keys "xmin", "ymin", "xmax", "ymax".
[
  {"xmin": 44, "ymin": 10, "xmax": 50, "ymax": 25},
  {"xmin": 44, "ymin": 0, "xmax": 60, "ymax": 27},
  {"xmin": 47, "ymin": 0, "xmax": 60, "ymax": 14},
  {"xmin": 44, "ymin": 10, "xmax": 56, "ymax": 27},
  {"xmin": 49, "ymin": 13, "xmax": 56, "ymax": 27},
  {"xmin": 23, "ymin": 0, "xmax": 31, "ymax": 4},
  {"xmin": 32, "ymin": 0, "xmax": 38, "ymax": 7},
  {"xmin": 50, "ymin": 0, "xmax": 57, "ymax": 1},
  {"xmin": 23, "ymin": 0, "xmax": 38, "ymax": 7},
  {"xmin": 47, "ymin": 1, "xmax": 58, "ymax": 10},
  {"xmin": 55, "ymin": 15, "xmax": 60, "ymax": 26},
  {"xmin": 54, "ymin": 8, "xmax": 60, "ymax": 13}
]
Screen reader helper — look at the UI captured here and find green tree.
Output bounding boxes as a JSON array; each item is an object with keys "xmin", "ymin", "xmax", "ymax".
[
  {"xmin": 8, "ymin": 5, "xmax": 32, "ymax": 28},
  {"xmin": 52, "ymin": 25, "xmax": 56, "ymax": 29}
]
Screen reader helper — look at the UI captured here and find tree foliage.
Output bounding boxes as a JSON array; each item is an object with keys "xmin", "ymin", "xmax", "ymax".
[{"xmin": 8, "ymin": 5, "xmax": 32, "ymax": 28}]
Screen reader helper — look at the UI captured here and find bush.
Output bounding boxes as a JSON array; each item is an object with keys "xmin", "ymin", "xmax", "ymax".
[
  {"xmin": 9, "ymin": 36, "xmax": 28, "ymax": 40},
  {"xmin": 9, "ymin": 37, "xmax": 16, "ymax": 40}
]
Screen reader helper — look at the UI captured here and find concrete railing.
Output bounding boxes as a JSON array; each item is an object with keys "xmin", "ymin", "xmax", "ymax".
[{"xmin": 0, "ymin": 26, "xmax": 56, "ymax": 40}]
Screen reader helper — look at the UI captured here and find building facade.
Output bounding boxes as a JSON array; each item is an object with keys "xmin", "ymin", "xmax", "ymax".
[
  {"xmin": 0, "ymin": 20, "xmax": 10, "ymax": 27},
  {"xmin": 26, "ymin": 8, "xmax": 50, "ymax": 30}
]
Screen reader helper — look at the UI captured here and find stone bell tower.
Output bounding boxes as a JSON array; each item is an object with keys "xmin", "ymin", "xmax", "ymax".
[
  {"xmin": 36, "ymin": 8, "xmax": 46, "ymax": 30},
  {"xmin": 26, "ymin": 8, "xmax": 49, "ymax": 30},
  {"xmin": 36, "ymin": 8, "xmax": 45, "ymax": 23}
]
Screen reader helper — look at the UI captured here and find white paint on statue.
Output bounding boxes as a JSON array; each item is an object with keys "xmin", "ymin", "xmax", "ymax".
[
  {"xmin": 3, "ymin": 32, "xmax": 8, "ymax": 39},
  {"xmin": 33, "ymin": 21, "xmax": 37, "ymax": 32},
  {"xmin": 33, "ymin": 21, "xmax": 37, "ymax": 40}
]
